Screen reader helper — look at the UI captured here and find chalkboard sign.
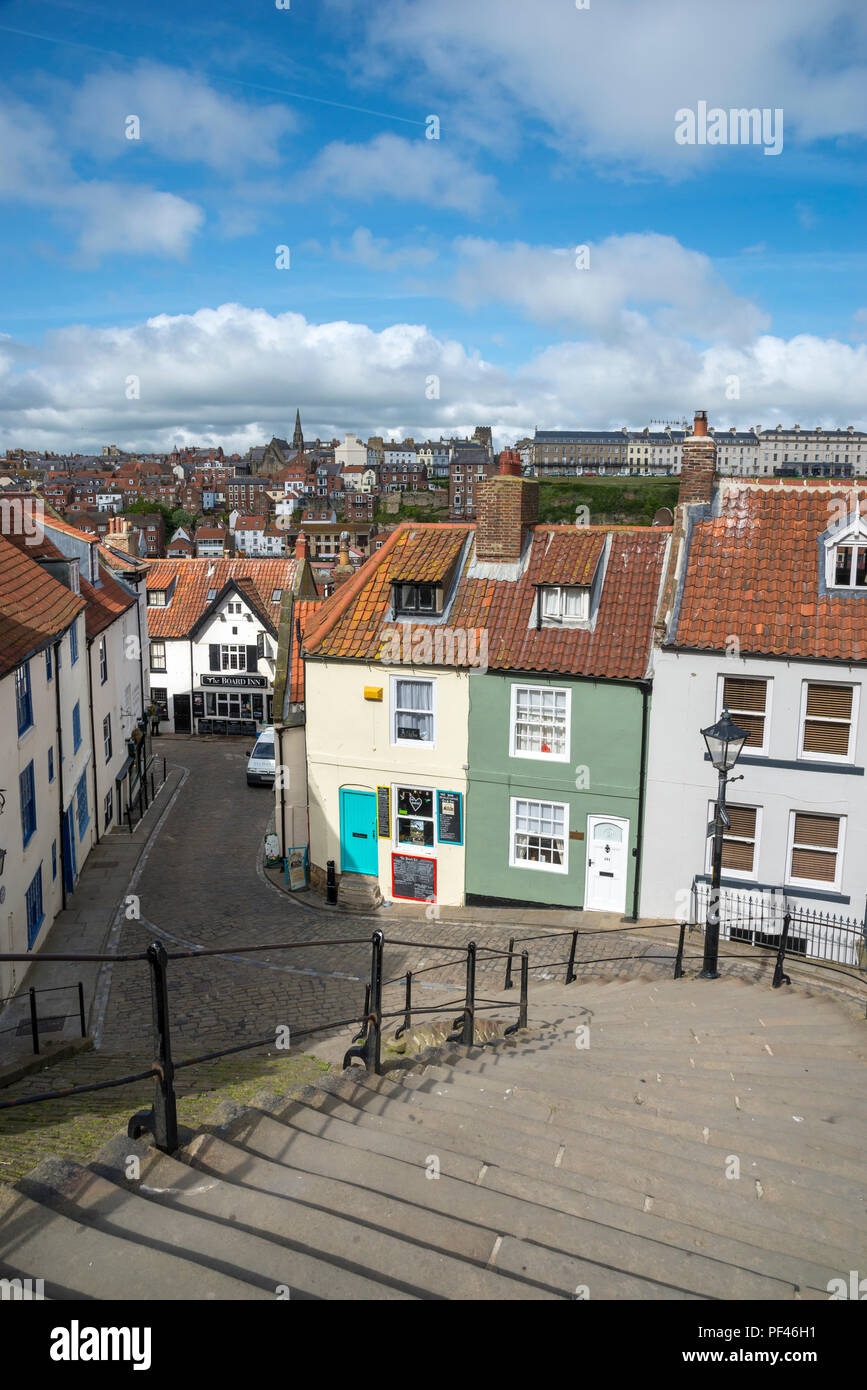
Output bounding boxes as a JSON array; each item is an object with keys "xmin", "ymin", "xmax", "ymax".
[
  {"xmin": 377, "ymin": 786, "xmax": 391, "ymax": 838},
  {"xmin": 437, "ymin": 790, "xmax": 463, "ymax": 845},
  {"xmin": 391, "ymin": 853, "xmax": 436, "ymax": 903}
]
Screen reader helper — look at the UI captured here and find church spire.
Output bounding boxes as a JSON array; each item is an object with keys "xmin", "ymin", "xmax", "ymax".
[{"xmin": 292, "ymin": 408, "xmax": 304, "ymax": 453}]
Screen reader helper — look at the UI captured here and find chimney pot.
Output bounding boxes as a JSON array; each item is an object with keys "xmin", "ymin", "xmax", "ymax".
[{"xmin": 692, "ymin": 410, "xmax": 708, "ymax": 437}]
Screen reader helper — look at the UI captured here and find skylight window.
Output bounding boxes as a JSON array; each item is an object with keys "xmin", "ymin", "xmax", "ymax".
[{"xmin": 207, "ymin": 587, "xmax": 217, "ymax": 601}]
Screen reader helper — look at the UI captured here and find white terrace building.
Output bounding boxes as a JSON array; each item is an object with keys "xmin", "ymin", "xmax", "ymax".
[{"xmin": 643, "ymin": 420, "xmax": 867, "ymax": 968}]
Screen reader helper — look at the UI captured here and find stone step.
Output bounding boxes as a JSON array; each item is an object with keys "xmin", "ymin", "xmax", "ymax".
[
  {"xmin": 84, "ymin": 1134, "xmax": 541, "ymax": 1301},
  {"xmin": 343, "ymin": 1059, "xmax": 867, "ymax": 1183},
  {"xmin": 0, "ymin": 1184, "xmax": 267, "ymax": 1300},
  {"xmin": 332, "ymin": 1066, "xmax": 867, "ymax": 1203},
  {"xmin": 191, "ymin": 1101, "xmax": 803, "ymax": 1299},
  {"xmin": 183, "ymin": 1114, "xmax": 694, "ymax": 1299},
  {"xmin": 261, "ymin": 1085, "xmax": 855, "ymax": 1287},
  {"xmin": 405, "ymin": 1053, "xmax": 867, "ymax": 1135},
  {"xmin": 426, "ymin": 1039, "xmax": 867, "ymax": 1115}
]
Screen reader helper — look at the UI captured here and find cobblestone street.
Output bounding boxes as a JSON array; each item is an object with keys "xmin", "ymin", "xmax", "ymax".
[{"xmin": 0, "ymin": 736, "xmax": 674, "ymax": 1181}]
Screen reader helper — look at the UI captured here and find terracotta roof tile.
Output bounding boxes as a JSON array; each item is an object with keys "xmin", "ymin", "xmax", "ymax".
[
  {"xmin": 306, "ymin": 521, "xmax": 668, "ymax": 680},
  {"xmin": 146, "ymin": 558, "xmax": 300, "ymax": 638},
  {"xmin": 0, "ymin": 533, "xmax": 86, "ymax": 677},
  {"xmin": 673, "ymin": 484, "xmax": 867, "ymax": 661}
]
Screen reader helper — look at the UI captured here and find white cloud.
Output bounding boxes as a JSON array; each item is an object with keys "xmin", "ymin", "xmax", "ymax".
[
  {"xmin": 296, "ymin": 133, "xmax": 498, "ymax": 215},
  {"xmin": 332, "ymin": 227, "xmax": 438, "ymax": 271},
  {"xmin": 2, "ymin": 301, "xmax": 867, "ymax": 456},
  {"xmin": 448, "ymin": 234, "xmax": 768, "ymax": 343},
  {"xmin": 350, "ymin": 0, "xmax": 867, "ymax": 172},
  {"xmin": 63, "ymin": 62, "xmax": 296, "ymax": 172},
  {"xmin": 0, "ymin": 92, "xmax": 203, "ymax": 260}
]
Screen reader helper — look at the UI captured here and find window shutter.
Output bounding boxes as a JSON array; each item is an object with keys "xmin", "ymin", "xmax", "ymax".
[
  {"xmin": 209, "ymin": 644, "xmax": 220, "ymax": 671},
  {"xmin": 246, "ymin": 645, "xmax": 258, "ymax": 672},
  {"xmin": 791, "ymin": 813, "xmax": 839, "ymax": 882},
  {"xmin": 722, "ymin": 676, "xmax": 766, "ymax": 746},
  {"xmin": 802, "ymin": 683, "xmax": 853, "ymax": 756}
]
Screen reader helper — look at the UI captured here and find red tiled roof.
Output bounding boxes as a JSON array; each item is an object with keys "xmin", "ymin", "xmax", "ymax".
[
  {"xmin": 80, "ymin": 560, "xmax": 137, "ymax": 640},
  {"xmin": 146, "ymin": 558, "xmax": 299, "ymax": 638},
  {"xmin": 305, "ymin": 521, "xmax": 669, "ymax": 680},
  {"xmin": 0, "ymin": 532, "xmax": 86, "ymax": 677},
  {"xmin": 673, "ymin": 482, "xmax": 867, "ymax": 661},
  {"xmin": 291, "ymin": 599, "xmax": 322, "ymax": 703}
]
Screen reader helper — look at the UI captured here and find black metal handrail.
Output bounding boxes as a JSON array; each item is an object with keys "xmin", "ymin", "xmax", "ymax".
[
  {"xmin": 0, "ymin": 981, "xmax": 87, "ymax": 1055},
  {"xmin": 1, "ymin": 909, "xmax": 862, "ymax": 1157}
]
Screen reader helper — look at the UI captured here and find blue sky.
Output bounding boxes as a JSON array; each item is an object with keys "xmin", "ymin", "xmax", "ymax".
[{"xmin": 1, "ymin": 0, "xmax": 866, "ymax": 452}]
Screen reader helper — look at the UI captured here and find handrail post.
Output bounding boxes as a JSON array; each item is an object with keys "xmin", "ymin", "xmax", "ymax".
[
  {"xmin": 461, "ymin": 942, "xmax": 476, "ymax": 1046},
  {"xmin": 518, "ymin": 951, "xmax": 529, "ymax": 1030},
  {"xmin": 77, "ymin": 980, "xmax": 87, "ymax": 1037},
  {"xmin": 565, "ymin": 929, "xmax": 578, "ymax": 984},
  {"xmin": 129, "ymin": 941, "xmax": 178, "ymax": 1153},
  {"xmin": 344, "ymin": 930, "xmax": 384, "ymax": 1073},
  {"xmin": 29, "ymin": 988, "xmax": 39, "ymax": 1055},
  {"xmin": 396, "ymin": 971, "xmax": 412, "ymax": 1040},
  {"xmin": 368, "ymin": 930, "xmax": 383, "ymax": 1074},
  {"xmin": 673, "ymin": 922, "xmax": 686, "ymax": 979},
  {"xmin": 351, "ymin": 984, "xmax": 370, "ymax": 1044},
  {"xmin": 504, "ymin": 936, "xmax": 515, "ymax": 990},
  {"xmin": 772, "ymin": 911, "xmax": 792, "ymax": 989}
]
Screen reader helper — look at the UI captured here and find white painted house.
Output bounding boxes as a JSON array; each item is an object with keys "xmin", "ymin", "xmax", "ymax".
[
  {"xmin": 145, "ymin": 553, "xmax": 309, "ymax": 735},
  {"xmin": 642, "ymin": 417, "xmax": 867, "ymax": 968}
]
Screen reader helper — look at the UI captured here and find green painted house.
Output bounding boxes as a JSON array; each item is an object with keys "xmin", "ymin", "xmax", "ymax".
[{"xmin": 460, "ymin": 462, "xmax": 669, "ymax": 915}]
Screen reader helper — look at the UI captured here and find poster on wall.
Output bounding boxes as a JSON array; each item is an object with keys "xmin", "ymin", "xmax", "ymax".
[
  {"xmin": 391, "ymin": 853, "xmax": 436, "ymax": 902},
  {"xmin": 377, "ymin": 786, "xmax": 391, "ymax": 838},
  {"xmin": 437, "ymin": 790, "xmax": 463, "ymax": 844}
]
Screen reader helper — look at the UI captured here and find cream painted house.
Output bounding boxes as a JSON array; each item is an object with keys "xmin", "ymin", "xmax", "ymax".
[{"xmin": 303, "ymin": 523, "xmax": 477, "ymax": 909}]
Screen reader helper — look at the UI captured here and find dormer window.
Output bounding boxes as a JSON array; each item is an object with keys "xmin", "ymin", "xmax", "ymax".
[
  {"xmin": 539, "ymin": 586, "xmax": 589, "ymax": 624},
  {"xmin": 148, "ymin": 589, "xmax": 167, "ymax": 607},
  {"xmin": 394, "ymin": 582, "xmax": 439, "ymax": 616},
  {"xmin": 833, "ymin": 544, "xmax": 867, "ymax": 588}
]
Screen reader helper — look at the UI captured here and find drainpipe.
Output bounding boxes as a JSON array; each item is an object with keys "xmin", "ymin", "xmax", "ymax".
[
  {"xmin": 53, "ymin": 640, "xmax": 67, "ymax": 911},
  {"xmin": 277, "ymin": 724, "xmax": 287, "ymax": 858},
  {"xmin": 189, "ymin": 638, "xmax": 195, "ymax": 735},
  {"xmin": 630, "ymin": 681, "xmax": 650, "ymax": 922},
  {"xmin": 134, "ymin": 584, "xmax": 145, "ymax": 722},
  {"xmin": 85, "ymin": 637, "xmax": 100, "ymax": 845}
]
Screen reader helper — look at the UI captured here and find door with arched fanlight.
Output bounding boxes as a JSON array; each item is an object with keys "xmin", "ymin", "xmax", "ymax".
[{"xmin": 584, "ymin": 815, "xmax": 629, "ymax": 913}]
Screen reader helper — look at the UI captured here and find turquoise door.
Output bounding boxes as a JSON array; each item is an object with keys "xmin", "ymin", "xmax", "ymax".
[{"xmin": 339, "ymin": 789, "xmax": 378, "ymax": 875}]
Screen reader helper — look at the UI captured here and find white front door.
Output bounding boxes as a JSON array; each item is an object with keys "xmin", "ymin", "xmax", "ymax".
[{"xmin": 585, "ymin": 815, "xmax": 629, "ymax": 913}]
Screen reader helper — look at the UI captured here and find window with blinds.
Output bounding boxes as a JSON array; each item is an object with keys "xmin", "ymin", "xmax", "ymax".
[
  {"xmin": 800, "ymin": 683, "xmax": 855, "ymax": 759},
  {"xmin": 720, "ymin": 804, "xmax": 758, "ymax": 874},
  {"xmin": 721, "ymin": 676, "xmax": 768, "ymax": 752},
  {"xmin": 789, "ymin": 812, "xmax": 842, "ymax": 885}
]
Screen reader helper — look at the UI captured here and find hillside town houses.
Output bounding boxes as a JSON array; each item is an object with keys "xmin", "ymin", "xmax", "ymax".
[
  {"xmin": 5, "ymin": 407, "xmax": 867, "ymax": 994},
  {"xmin": 0, "ymin": 499, "xmax": 149, "ymax": 1000}
]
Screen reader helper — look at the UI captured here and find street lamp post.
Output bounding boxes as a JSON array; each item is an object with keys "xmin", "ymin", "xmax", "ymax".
[{"xmin": 700, "ymin": 707, "xmax": 749, "ymax": 979}]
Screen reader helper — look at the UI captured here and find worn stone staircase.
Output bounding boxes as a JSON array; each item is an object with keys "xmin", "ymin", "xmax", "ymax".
[{"xmin": 1, "ymin": 973, "xmax": 865, "ymax": 1300}]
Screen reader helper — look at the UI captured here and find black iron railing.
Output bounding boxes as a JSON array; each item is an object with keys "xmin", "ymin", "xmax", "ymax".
[
  {"xmin": 0, "ymin": 909, "xmax": 863, "ymax": 1157},
  {"xmin": 692, "ymin": 881, "xmax": 867, "ymax": 984},
  {"xmin": 0, "ymin": 981, "xmax": 87, "ymax": 1055},
  {"xmin": 0, "ymin": 932, "xmax": 529, "ymax": 1154}
]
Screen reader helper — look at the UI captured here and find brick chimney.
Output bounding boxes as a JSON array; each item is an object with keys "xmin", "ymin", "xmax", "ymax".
[
  {"xmin": 678, "ymin": 409, "xmax": 716, "ymax": 505},
  {"xmin": 295, "ymin": 530, "xmax": 310, "ymax": 561},
  {"xmin": 476, "ymin": 454, "xmax": 538, "ymax": 562}
]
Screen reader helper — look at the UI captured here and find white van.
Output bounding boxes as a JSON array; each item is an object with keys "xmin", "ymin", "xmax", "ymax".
[{"xmin": 246, "ymin": 726, "xmax": 276, "ymax": 786}]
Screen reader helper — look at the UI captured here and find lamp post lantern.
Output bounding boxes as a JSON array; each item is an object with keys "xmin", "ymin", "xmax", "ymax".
[{"xmin": 700, "ymin": 707, "xmax": 749, "ymax": 979}]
